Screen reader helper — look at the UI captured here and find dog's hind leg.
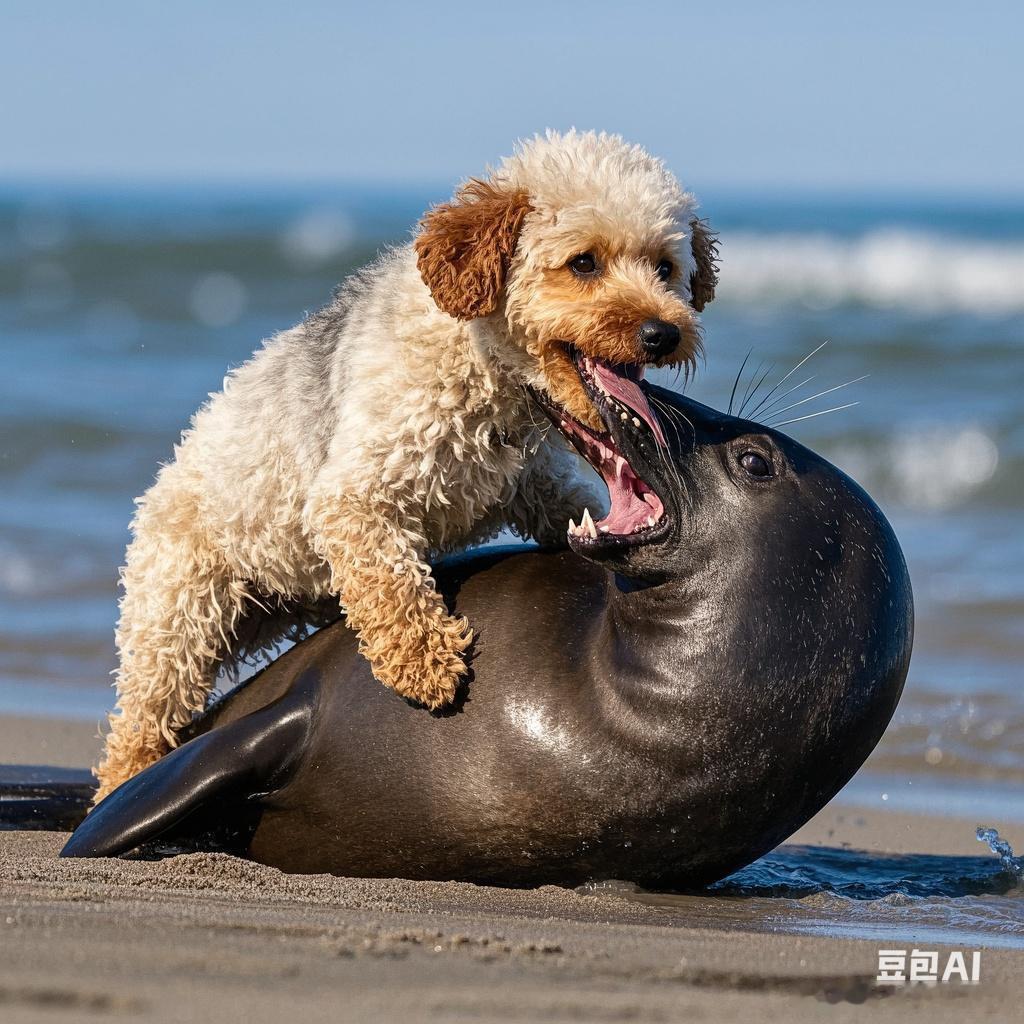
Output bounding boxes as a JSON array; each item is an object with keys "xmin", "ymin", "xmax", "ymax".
[
  {"xmin": 307, "ymin": 488, "xmax": 471, "ymax": 710},
  {"xmin": 94, "ymin": 476, "xmax": 250, "ymax": 803}
]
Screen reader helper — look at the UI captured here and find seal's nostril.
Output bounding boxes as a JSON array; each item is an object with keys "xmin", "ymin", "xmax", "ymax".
[{"xmin": 638, "ymin": 319, "xmax": 681, "ymax": 358}]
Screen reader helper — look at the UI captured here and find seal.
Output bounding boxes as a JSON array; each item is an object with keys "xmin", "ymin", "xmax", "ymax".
[{"xmin": 60, "ymin": 380, "xmax": 913, "ymax": 888}]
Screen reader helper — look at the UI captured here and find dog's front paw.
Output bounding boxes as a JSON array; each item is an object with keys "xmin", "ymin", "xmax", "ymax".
[{"xmin": 372, "ymin": 613, "xmax": 473, "ymax": 710}]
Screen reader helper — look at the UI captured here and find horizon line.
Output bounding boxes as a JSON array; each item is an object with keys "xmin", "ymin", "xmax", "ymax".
[{"xmin": 1, "ymin": 175, "xmax": 1024, "ymax": 206}]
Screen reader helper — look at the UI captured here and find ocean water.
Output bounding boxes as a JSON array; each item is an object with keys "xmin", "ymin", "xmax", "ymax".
[
  {"xmin": 1, "ymin": 184, "xmax": 1022, "ymax": 804},
  {"xmin": 584, "ymin": 823, "xmax": 1024, "ymax": 951}
]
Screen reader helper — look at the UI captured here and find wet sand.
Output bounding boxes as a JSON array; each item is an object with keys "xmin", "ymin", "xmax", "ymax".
[{"xmin": 1, "ymin": 715, "xmax": 1018, "ymax": 1022}]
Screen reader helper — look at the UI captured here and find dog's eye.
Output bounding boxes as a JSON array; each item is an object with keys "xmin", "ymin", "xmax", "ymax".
[
  {"xmin": 738, "ymin": 451, "xmax": 772, "ymax": 479},
  {"xmin": 655, "ymin": 259, "xmax": 674, "ymax": 282},
  {"xmin": 568, "ymin": 253, "xmax": 598, "ymax": 276}
]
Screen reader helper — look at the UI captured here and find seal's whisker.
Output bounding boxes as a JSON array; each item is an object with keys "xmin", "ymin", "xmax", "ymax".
[
  {"xmin": 765, "ymin": 375, "xmax": 869, "ymax": 420},
  {"xmin": 651, "ymin": 411, "xmax": 677, "ymax": 480},
  {"xmin": 747, "ymin": 340, "xmax": 830, "ymax": 419},
  {"xmin": 651, "ymin": 394, "xmax": 696, "ymax": 448},
  {"xmin": 653, "ymin": 403, "xmax": 697, "ymax": 516},
  {"xmin": 728, "ymin": 350, "xmax": 753, "ymax": 416},
  {"xmin": 648, "ymin": 395, "xmax": 694, "ymax": 509},
  {"xmin": 648, "ymin": 396, "xmax": 686, "ymax": 473},
  {"xmin": 769, "ymin": 402, "xmax": 859, "ymax": 428},
  {"xmin": 737, "ymin": 360, "xmax": 767, "ymax": 421},
  {"xmin": 739, "ymin": 364, "xmax": 774, "ymax": 418},
  {"xmin": 650, "ymin": 398, "xmax": 684, "ymax": 444},
  {"xmin": 753, "ymin": 375, "xmax": 816, "ymax": 420}
]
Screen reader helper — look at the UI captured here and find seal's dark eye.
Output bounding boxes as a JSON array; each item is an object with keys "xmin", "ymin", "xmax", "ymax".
[
  {"xmin": 569, "ymin": 253, "xmax": 598, "ymax": 276},
  {"xmin": 655, "ymin": 258, "xmax": 673, "ymax": 282},
  {"xmin": 739, "ymin": 451, "xmax": 772, "ymax": 478}
]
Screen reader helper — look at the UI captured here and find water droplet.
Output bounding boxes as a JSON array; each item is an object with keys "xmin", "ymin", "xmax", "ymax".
[{"xmin": 976, "ymin": 826, "xmax": 1023, "ymax": 879}]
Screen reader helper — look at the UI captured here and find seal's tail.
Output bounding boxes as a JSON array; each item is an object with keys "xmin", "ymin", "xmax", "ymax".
[{"xmin": 0, "ymin": 765, "xmax": 95, "ymax": 831}]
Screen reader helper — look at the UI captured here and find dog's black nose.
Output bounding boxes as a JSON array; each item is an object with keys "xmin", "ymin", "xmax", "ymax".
[{"xmin": 637, "ymin": 319, "xmax": 681, "ymax": 358}]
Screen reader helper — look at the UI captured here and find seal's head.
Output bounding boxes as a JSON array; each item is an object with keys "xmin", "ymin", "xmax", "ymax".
[{"xmin": 537, "ymin": 363, "xmax": 899, "ymax": 595}]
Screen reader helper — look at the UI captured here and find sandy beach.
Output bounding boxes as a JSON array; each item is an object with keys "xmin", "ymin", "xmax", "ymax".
[{"xmin": 0, "ymin": 715, "xmax": 1018, "ymax": 1023}]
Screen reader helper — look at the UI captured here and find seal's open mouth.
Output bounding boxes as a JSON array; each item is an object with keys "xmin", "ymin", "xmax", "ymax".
[{"xmin": 534, "ymin": 351, "xmax": 670, "ymax": 553}]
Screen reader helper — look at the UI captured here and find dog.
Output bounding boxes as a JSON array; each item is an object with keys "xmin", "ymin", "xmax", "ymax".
[{"xmin": 94, "ymin": 130, "xmax": 718, "ymax": 800}]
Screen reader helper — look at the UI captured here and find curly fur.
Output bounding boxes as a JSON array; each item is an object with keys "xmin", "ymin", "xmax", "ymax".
[
  {"xmin": 416, "ymin": 180, "xmax": 533, "ymax": 320},
  {"xmin": 95, "ymin": 130, "xmax": 718, "ymax": 801}
]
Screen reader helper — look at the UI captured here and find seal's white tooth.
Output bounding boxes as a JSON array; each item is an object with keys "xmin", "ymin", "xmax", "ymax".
[
  {"xmin": 581, "ymin": 507, "xmax": 597, "ymax": 538},
  {"xmin": 599, "ymin": 525, "xmax": 610, "ymax": 533},
  {"xmin": 568, "ymin": 518, "xmax": 577, "ymax": 536},
  {"xmin": 647, "ymin": 515, "xmax": 656, "ymax": 526},
  {"xmin": 632, "ymin": 417, "xmax": 642, "ymax": 428},
  {"xmin": 620, "ymin": 411, "xmax": 629, "ymax": 421}
]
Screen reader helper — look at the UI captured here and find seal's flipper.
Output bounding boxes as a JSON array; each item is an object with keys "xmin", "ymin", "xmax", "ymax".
[{"xmin": 61, "ymin": 685, "xmax": 313, "ymax": 859}]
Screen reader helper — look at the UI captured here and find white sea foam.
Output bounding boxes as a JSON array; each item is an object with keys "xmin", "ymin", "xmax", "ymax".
[
  {"xmin": 720, "ymin": 229, "xmax": 1024, "ymax": 314},
  {"xmin": 832, "ymin": 423, "xmax": 1000, "ymax": 510},
  {"xmin": 0, "ymin": 545, "xmax": 37, "ymax": 596},
  {"xmin": 280, "ymin": 208, "xmax": 354, "ymax": 266},
  {"xmin": 189, "ymin": 271, "xmax": 247, "ymax": 328}
]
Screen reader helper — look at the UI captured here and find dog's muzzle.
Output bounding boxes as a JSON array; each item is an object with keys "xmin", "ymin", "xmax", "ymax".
[{"xmin": 637, "ymin": 319, "xmax": 681, "ymax": 359}]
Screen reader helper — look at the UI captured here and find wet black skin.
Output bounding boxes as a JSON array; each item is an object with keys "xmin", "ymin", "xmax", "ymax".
[{"xmin": 62, "ymin": 387, "xmax": 913, "ymax": 888}]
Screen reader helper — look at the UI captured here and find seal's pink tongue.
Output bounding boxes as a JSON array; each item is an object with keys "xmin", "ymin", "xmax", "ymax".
[{"xmin": 587, "ymin": 358, "xmax": 666, "ymax": 447}]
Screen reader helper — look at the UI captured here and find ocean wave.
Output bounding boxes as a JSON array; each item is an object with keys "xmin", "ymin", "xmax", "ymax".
[
  {"xmin": 0, "ymin": 545, "xmax": 36, "ymax": 596},
  {"xmin": 719, "ymin": 229, "xmax": 1024, "ymax": 314},
  {"xmin": 829, "ymin": 423, "xmax": 1000, "ymax": 510}
]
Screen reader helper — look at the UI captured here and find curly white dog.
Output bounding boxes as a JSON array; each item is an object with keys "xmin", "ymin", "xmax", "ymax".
[{"xmin": 95, "ymin": 129, "xmax": 718, "ymax": 800}]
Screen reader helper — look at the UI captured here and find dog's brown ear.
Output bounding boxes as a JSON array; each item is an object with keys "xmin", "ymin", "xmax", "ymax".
[
  {"xmin": 415, "ymin": 179, "xmax": 532, "ymax": 321},
  {"xmin": 688, "ymin": 218, "xmax": 719, "ymax": 312}
]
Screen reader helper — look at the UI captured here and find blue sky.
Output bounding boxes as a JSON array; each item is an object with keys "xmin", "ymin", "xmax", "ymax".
[{"xmin": 3, "ymin": 1, "xmax": 1021, "ymax": 194}]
